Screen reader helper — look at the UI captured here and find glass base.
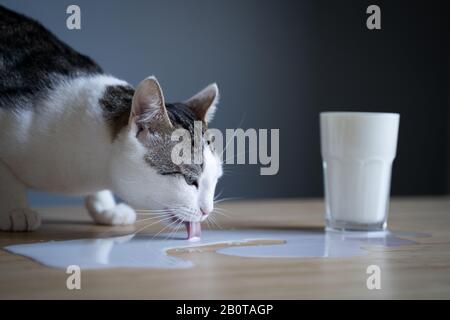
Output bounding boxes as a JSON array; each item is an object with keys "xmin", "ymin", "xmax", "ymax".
[{"xmin": 326, "ymin": 218, "xmax": 387, "ymax": 232}]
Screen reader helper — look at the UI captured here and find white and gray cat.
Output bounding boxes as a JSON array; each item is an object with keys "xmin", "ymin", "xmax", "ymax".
[{"xmin": 0, "ymin": 6, "xmax": 222, "ymax": 239}]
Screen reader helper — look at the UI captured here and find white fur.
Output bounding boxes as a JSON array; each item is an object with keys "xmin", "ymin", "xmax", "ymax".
[
  {"xmin": 0, "ymin": 74, "xmax": 222, "ymax": 231},
  {"xmin": 85, "ymin": 190, "xmax": 136, "ymax": 225},
  {"xmin": 110, "ymin": 127, "xmax": 222, "ymax": 223}
]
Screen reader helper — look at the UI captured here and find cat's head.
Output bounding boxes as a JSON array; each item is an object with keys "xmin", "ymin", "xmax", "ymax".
[{"xmin": 110, "ymin": 76, "xmax": 222, "ymax": 238}]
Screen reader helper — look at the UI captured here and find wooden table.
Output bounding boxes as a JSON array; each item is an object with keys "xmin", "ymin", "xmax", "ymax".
[{"xmin": 1, "ymin": 197, "xmax": 449, "ymax": 299}]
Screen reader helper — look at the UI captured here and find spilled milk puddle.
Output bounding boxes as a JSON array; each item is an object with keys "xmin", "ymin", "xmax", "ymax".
[{"xmin": 4, "ymin": 229, "xmax": 425, "ymax": 269}]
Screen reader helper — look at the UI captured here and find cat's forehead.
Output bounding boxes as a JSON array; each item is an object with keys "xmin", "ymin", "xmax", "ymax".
[
  {"xmin": 165, "ymin": 102, "xmax": 207, "ymax": 135},
  {"xmin": 143, "ymin": 102, "xmax": 207, "ymax": 178}
]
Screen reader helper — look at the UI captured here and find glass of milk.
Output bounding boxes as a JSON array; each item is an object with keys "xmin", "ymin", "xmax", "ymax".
[{"xmin": 320, "ymin": 112, "xmax": 400, "ymax": 231}]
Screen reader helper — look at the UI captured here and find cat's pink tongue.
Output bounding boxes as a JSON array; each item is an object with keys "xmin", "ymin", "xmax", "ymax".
[{"xmin": 185, "ymin": 221, "xmax": 201, "ymax": 241}]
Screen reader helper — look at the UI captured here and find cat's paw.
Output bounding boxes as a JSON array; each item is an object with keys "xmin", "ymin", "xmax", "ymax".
[
  {"xmin": 0, "ymin": 208, "xmax": 41, "ymax": 231},
  {"xmin": 90, "ymin": 203, "xmax": 136, "ymax": 226}
]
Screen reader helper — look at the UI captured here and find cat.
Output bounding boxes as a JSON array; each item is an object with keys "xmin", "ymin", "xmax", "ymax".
[{"xmin": 0, "ymin": 6, "xmax": 222, "ymax": 239}]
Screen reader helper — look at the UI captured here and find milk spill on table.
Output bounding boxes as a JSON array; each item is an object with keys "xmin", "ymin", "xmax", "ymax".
[{"xmin": 4, "ymin": 229, "xmax": 425, "ymax": 269}]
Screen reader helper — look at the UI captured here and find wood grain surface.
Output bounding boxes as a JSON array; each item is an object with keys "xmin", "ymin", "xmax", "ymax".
[{"xmin": 0, "ymin": 197, "xmax": 449, "ymax": 299}]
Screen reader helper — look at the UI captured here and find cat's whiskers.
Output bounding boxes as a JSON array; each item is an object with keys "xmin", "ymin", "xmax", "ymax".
[
  {"xmin": 214, "ymin": 206, "xmax": 230, "ymax": 211},
  {"xmin": 136, "ymin": 211, "xmax": 173, "ymax": 216},
  {"xmin": 208, "ymin": 214, "xmax": 223, "ymax": 230},
  {"xmin": 152, "ymin": 216, "xmax": 183, "ymax": 240},
  {"xmin": 214, "ymin": 190, "xmax": 224, "ymax": 201},
  {"xmin": 137, "ymin": 205, "xmax": 198, "ymax": 238},
  {"xmin": 135, "ymin": 206, "xmax": 183, "ymax": 213},
  {"xmin": 135, "ymin": 214, "xmax": 172, "ymax": 223},
  {"xmin": 136, "ymin": 208, "xmax": 175, "ymax": 212},
  {"xmin": 222, "ymin": 145, "xmax": 257, "ymax": 165},
  {"xmin": 174, "ymin": 221, "xmax": 186, "ymax": 239},
  {"xmin": 212, "ymin": 210, "xmax": 231, "ymax": 219},
  {"xmin": 133, "ymin": 214, "xmax": 175, "ymax": 235},
  {"xmin": 172, "ymin": 210, "xmax": 197, "ymax": 220},
  {"xmin": 213, "ymin": 206, "xmax": 232, "ymax": 215},
  {"xmin": 136, "ymin": 196, "xmax": 233, "ymax": 236},
  {"xmin": 218, "ymin": 111, "xmax": 246, "ymax": 159},
  {"xmin": 214, "ymin": 197, "xmax": 242, "ymax": 204},
  {"xmin": 205, "ymin": 217, "xmax": 213, "ymax": 230},
  {"xmin": 166, "ymin": 217, "xmax": 185, "ymax": 240}
]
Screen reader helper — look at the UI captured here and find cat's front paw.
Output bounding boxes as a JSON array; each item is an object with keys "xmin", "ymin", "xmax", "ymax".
[
  {"xmin": 90, "ymin": 203, "xmax": 136, "ymax": 226},
  {"xmin": 0, "ymin": 208, "xmax": 41, "ymax": 231}
]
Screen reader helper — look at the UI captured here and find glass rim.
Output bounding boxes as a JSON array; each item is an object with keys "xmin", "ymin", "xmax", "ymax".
[{"xmin": 320, "ymin": 111, "xmax": 400, "ymax": 118}]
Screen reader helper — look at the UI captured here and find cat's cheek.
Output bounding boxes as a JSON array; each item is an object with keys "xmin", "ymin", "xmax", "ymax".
[{"xmin": 172, "ymin": 183, "xmax": 198, "ymax": 205}]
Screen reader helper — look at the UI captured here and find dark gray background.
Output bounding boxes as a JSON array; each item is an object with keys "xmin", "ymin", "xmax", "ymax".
[{"xmin": 1, "ymin": 0, "xmax": 449, "ymax": 205}]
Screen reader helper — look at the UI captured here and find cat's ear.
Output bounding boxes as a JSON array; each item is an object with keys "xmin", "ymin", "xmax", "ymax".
[
  {"xmin": 185, "ymin": 83, "xmax": 219, "ymax": 124},
  {"xmin": 130, "ymin": 76, "xmax": 172, "ymax": 132}
]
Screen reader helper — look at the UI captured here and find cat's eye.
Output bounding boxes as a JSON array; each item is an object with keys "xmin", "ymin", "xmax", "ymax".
[
  {"xmin": 186, "ymin": 178, "xmax": 199, "ymax": 189},
  {"xmin": 161, "ymin": 171, "xmax": 182, "ymax": 176}
]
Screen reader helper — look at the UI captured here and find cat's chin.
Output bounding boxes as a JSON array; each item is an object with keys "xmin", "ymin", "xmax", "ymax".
[{"xmin": 185, "ymin": 221, "xmax": 202, "ymax": 241}]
